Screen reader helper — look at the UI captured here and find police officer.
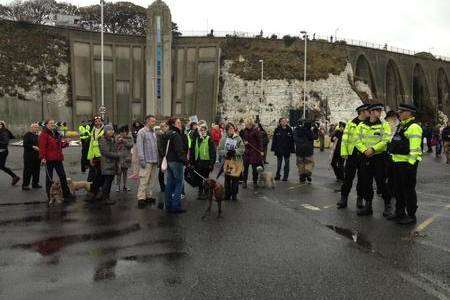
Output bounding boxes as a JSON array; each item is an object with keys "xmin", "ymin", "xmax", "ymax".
[
  {"xmin": 354, "ymin": 103, "xmax": 392, "ymax": 216},
  {"xmin": 337, "ymin": 104, "xmax": 370, "ymax": 209},
  {"xmin": 387, "ymin": 103, "xmax": 422, "ymax": 225},
  {"xmin": 78, "ymin": 120, "xmax": 91, "ymax": 173},
  {"xmin": 87, "ymin": 116, "xmax": 104, "ymax": 199}
]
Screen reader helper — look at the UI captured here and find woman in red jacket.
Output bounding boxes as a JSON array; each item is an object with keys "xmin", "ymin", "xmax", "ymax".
[{"xmin": 39, "ymin": 119, "xmax": 74, "ymax": 201}]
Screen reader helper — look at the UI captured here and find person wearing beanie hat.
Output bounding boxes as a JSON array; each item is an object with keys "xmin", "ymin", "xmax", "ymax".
[
  {"xmin": 97, "ymin": 124, "xmax": 121, "ymax": 205},
  {"xmin": 388, "ymin": 102, "xmax": 422, "ymax": 225},
  {"xmin": 354, "ymin": 103, "xmax": 392, "ymax": 217},
  {"xmin": 337, "ymin": 103, "xmax": 370, "ymax": 209}
]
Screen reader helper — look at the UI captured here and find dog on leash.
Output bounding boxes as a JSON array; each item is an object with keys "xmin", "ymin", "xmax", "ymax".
[
  {"xmin": 67, "ymin": 178, "xmax": 91, "ymax": 194},
  {"xmin": 202, "ymin": 179, "xmax": 224, "ymax": 219},
  {"xmin": 48, "ymin": 181, "xmax": 64, "ymax": 205},
  {"xmin": 257, "ymin": 166, "xmax": 275, "ymax": 189}
]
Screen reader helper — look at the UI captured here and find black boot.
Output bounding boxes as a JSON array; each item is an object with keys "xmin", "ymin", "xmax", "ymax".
[
  {"xmin": 357, "ymin": 200, "xmax": 373, "ymax": 216},
  {"xmin": 337, "ymin": 196, "xmax": 348, "ymax": 209},
  {"xmin": 356, "ymin": 196, "xmax": 363, "ymax": 209},
  {"xmin": 382, "ymin": 199, "xmax": 393, "ymax": 217}
]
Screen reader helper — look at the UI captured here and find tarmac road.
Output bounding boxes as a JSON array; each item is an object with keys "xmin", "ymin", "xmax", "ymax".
[{"xmin": 0, "ymin": 144, "xmax": 449, "ymax": 299}]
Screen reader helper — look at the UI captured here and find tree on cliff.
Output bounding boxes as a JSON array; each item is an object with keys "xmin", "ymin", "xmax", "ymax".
[
  {"xmin": 0, "ymin": 21, "xmax": 70, "ymax": 118},
  {"xmin": 0, "ymin": 0, "xmax": 78, "ymax": 24}
]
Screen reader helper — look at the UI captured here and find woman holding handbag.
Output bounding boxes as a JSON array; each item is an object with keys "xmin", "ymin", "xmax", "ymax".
[{"xmin": 218, "ymin": 123, "xmax": 245, "ymax": 201}]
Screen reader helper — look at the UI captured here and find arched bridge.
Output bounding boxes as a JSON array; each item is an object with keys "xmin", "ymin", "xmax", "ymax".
[{"xmin": 347, "ymin": 46, "xmax": 450, "ymax": 118}]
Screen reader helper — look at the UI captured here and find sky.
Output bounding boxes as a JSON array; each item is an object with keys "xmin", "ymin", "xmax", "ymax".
[{"xmin": 1, "ymin": 0, "xmax": 450, "ymax": 57}]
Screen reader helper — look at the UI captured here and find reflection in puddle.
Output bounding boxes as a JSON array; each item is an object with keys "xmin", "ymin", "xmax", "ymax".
[
  {"xmin": 326, "ymin": 225, "xmax": 373, "ymax": 251},
  {"xmin": 12, "ymin": 223, "xmax": 141, "ymax": 256},
  {"xmin": 122, "ymin": 252, "xmax": 188, "ymax": 262},
  {"xmin": 94, "ymin": 259, "xmax": 117, "ymax": 282}
]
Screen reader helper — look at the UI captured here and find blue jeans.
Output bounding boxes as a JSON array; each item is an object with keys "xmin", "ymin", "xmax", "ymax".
[{"xmin": 165, "ymin": 162, "xmax": 184, "ymax": 211}]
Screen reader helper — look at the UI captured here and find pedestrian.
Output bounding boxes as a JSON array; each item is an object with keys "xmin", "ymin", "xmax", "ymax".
[
  {"xmin": 164, "ymin": 117, "xmax": 188, "ymax": 214},
  {"xmin": 328, "ymin": 124, "xmax": 336, "ymax": 139},
  {"xmin": 22, "ymin": 123, "xmax": 42, "ymax": 190},
  {"xmin": 87, "ymin": 116, "xmax": 104, "ymax": 199},
  {"xmin": 98, "ymin": 124, "xmax": 121, "ymax": 205},
  {"xmin": 388, "ymin": 103, "xmax": 423, "ymax": 224},
  {"xmin": 293, "ymin": 120, "xmax": 316, "ymax": 183},
  {"xmin": 156, "ymin": 122, "xmax": 169, "ymax": 196},
  {"xmin": 218, "ymin": 123, "xmax": 245, "ymax": 201},
  {"xmin": 0, "ymin": 121, "xmax": 20, "ymax": 185},
  {"xmin": 354, "ymin": 103, "xmax": 392, "ymax": 217},
  {"xmin": 190, "ymin": 123, "xmax": 216, "ymax": 199},
  {"xmin": 442, "ymin": 120, "xmax": 450, "ymax": 164},
  {"xmin": 78, "ymin": 120, "xmax": 91, "ymax": 173},
  {"xmin": 422, "ymin": 122, "xmax": 433, "ymax": 153},
  {"xmin": 271, "ymin": 117, "xmax": 294, "ymax": 181},
  {"xmin": 431, "ymin": 126, "xmax": 442, "ymax": 158},
  {"xmin": 318, "ymin": 125, "xmax": 326, "ymax": 152},
  {"xmin": 136, "ymin": 115, "xmax": 159, "ymax": 209},
  {"xmin": 210, "ymin": 123, "xmax": 222, "ymax": 148},
  {"xmin": 241, "ymin": 118, "xmax": 264, "ymax": 189},
  {"xmin": 330, "ymin": 122, "xmax": 346, "ymax": 182},
  {"xmin": 131, "ymin": 120, "xmax": 143, "ymax": 144},
  {"xmin": 38, "ymin": 119, "xmax": 74, "ymax": 201},
  {"xmin": 257, "ymin": 122, "xmax": 270, "ymax": 164},
  {"xmin": 337, "ymin": 104, "xmax": 370, "ymax": 209},
  {"xmin": 115, "ymin": 125, "xmax": 133, "ymax": 192}
]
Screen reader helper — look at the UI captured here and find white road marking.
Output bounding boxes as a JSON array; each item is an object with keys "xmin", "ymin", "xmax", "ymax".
[{"xmin": 301, "ymin": 204, "xmax": 321, "ymax": 211}]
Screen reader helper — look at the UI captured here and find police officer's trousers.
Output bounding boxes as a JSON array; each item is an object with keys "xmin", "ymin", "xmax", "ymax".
[
  {"xmin": 340, "ymin": 154, "xmax": 362, "ymax": 198},
  {"xmin": 359, "ymin": 154, "xmax": 390, "ymax": 205},
  {"xmin": 392, "ymin": 162, "xmax": 418, "ymax": 217}
]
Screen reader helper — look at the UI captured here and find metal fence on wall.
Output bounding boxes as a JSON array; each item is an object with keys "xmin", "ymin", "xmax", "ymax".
[{"xmin": 181, "ymin": 30, "xmax": 450, "ymax": 62}]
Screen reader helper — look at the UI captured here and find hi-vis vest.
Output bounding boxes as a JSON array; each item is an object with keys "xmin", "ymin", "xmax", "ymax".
[
  {"xmin": 78, "ymin": 124, "xmax": 91, "ymax": 140},
  {"xmin": 390, "ymin": 117, "xmax": 422, "ymax": 165},
  {"xmin": 340, "ymin": 118, "xmax": 361, "ymax": 156},
  {"xmin": 87, "ymin": 127, "xmax": 104, "ymax": 160},
  {"xmin": 195, "ymin": 136, "xmax": 210, "ymax": 161},
  {"xmin": 355, "ymin": 119, "xmax": 391, "ymax": 155}
]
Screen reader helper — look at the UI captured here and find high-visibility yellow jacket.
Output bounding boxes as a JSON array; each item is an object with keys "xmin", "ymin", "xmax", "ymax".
[
  {"xmin": 87, "ymin": 126, "xmax": 104, "ymax": 160},
  {"xmin": 391, "ymin": 117, "xmax": 423, "ymax": 165},
  {"xmin": 78, "ymin": 124, "xmax": 91, "ymax": 140},
  {"xmin": 340, "ymin": 117, "xmax": 363, "ymax": 156},
  {"xmin": 355, "ymin": 119, "xmax": 391, "ymax": 155}
]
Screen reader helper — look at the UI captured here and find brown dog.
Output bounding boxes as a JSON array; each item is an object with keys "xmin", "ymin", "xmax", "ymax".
[
  {"xmin": 202, "ymin": 179, "xmax": 224, "ymax": 219},
  {"xmin": 48, "ymin": 181, "xmax": 64, "ymax": 205},
  {"xmin": 67, "ymin": 178, "xmax": 91, "ymax": 194}
]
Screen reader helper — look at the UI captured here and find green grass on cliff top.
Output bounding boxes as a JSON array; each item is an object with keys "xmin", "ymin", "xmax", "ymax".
[{"xmin": 221, "ymin": 37, "xmax": 347, "ymax": 82}]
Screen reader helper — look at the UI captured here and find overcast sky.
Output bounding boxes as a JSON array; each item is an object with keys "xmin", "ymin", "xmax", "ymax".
[{"xmin": 2, "ymin": 0, "xmax": 449, "ymax": 57}]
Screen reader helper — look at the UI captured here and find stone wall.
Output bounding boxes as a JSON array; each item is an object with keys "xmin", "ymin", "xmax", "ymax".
[{"xmin": 219, "ymin": 60, "xmax": 366, "ymax": 131}]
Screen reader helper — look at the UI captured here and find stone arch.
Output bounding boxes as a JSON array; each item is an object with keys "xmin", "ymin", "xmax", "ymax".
[
  {"xmin": 412, "ymin": 63, "xmax": 429, "ymax": 114},
  {"xmin": 385, "ymin": 59, "xmax": 404, "ymax": 111},
  {"xmin": 354, "ymin": 54, "xmax": 377, "ymax": 98},
  {"xmin": 437, "ymin": 67, "xmax": 449, "ymax": 116}
]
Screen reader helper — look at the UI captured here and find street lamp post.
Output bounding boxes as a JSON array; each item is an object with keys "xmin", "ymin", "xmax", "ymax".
[
  {"xmin": 259, "ymin": 59, "xmax": 264, "ymax": 100},
  {"xmin": 300, "ymin": 31, "xmax": 307, "ymax": 119},
  {"xmin": 100, "ymin": 0, "xmax": 105, "ymax": 120}
]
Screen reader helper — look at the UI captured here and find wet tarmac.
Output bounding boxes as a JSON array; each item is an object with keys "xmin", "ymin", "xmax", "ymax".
[{"xmin": 0, "ymin": 146, "xmax": 449, "ymax": 299}]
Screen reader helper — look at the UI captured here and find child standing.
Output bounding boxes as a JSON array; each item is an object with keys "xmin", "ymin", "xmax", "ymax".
[{"xmin": 115, "ymin": 125, "xmax": 133, "ymax": 192}]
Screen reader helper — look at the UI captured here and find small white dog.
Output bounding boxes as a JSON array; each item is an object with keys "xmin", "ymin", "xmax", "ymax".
[{"xmin": 257, "ymin": 166, "xmax": 275, "ymax": 189}]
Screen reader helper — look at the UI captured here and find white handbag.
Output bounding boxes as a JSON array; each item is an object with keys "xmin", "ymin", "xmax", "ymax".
[{"xmin": 161, "ymin": 139, "xmax": 170, "ymax": 172}]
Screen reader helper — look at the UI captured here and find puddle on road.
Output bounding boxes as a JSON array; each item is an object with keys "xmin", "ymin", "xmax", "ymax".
[
  {"xmin": 12, "ymin": 223, "xmax": 141, "ymax": 256},
  {"xmin": 326, "ymin": 225, "xmax": 373, "ymax": 251},
  {"xmin": 122, "ymin": 251, "xmax": 188, "ymax": 262},
  {"xmin": 0, "ymin": 211, "xmax": 76, "ymax": 226},
  {"xmin": 0, "ymin": 201, "xmax": 48, "ymax": 206}
]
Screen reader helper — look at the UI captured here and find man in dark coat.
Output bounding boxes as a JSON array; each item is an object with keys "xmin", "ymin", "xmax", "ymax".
[
  {"xmin": 443, "ymin": 120, "xmax": 450, "ymax": 164},
  {"xmin": 22, "ymin": 123, "xmax": 42, "ymax": 190},
  {"xmin": 271, "ymin": 117, "xmax": 295, "ymax": 181},
  {"xmin": 330, "ymin": 122, "xmax": 346, "ymax": 181},
  {"xmin": 0, "ymin": 121, "xmax": 20, "ymax": 185},
  {"xmin": 293, "ymin": 120, "xmax": 316, "ymax": 183}
]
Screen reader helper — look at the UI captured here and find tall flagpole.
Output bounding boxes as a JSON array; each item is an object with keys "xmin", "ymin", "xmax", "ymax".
[{"xmin": 100, "ymin": 0, "xmax": 105, "ymax": 120}]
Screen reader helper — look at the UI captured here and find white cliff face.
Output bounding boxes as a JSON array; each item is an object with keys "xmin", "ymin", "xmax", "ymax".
[{"xmin": 219, "ymin": 60, "xmax": 367, "ymax": 131}]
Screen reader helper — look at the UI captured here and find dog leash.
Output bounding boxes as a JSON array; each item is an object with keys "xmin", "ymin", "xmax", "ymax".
[
  {"xmin": 190, "ymin": 167, "xmax": 208, "ymax": 182},
  {"xmin": 245, "ymin": 141, "xmax": 264, "ymax": 157},
  {"xmin": 42, "ymin": 163, "xmax": 54, "ymax": 184}
]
